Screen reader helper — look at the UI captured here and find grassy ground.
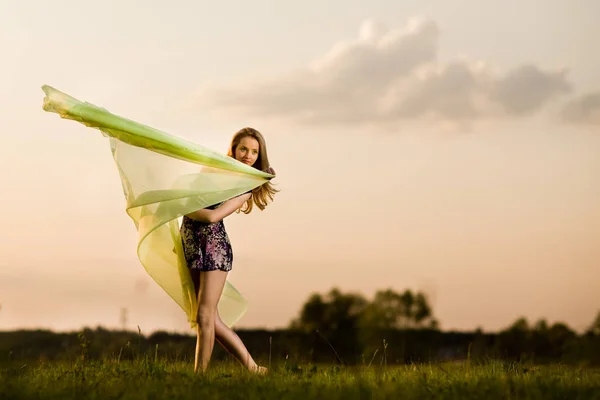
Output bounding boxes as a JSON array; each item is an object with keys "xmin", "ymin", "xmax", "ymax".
[{"xmin": 1, "ymin": 359, "xmax": 599, "ymax": 400}]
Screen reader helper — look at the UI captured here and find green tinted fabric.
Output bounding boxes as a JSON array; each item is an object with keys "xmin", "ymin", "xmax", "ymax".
[{"xmin": 42, "ymin": 85, "xmax": 273, "ymax": 328}]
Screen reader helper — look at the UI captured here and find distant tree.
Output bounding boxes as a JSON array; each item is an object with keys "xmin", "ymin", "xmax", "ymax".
[
  {"xmin": 413, "ymin": 292, "xmax": 435, "ymax": 327},
  {"xmin": 290, "ymin": 288, "xmax": 368, "ymax": 335},
  {"xmin": 578, "ymin": 311, "xmax": 600, "ymax": 365},
  {"xmin": 587, "ymin": 311, "xmax": 600, "ymax": 336},
  {"xmin": 358, "ymin": 289, "xmax": 403, "ymax": 330},
  {"xmin": 289, "ymin": 288, "xmax": 370, "ymax": 363},
  {"xmin": 547, "ymin": 322, "xmax": 576, "ymax": 355},
  {"xmin": 292, "ymin": 288, "xmax": 438, "ymax": 333},
  {"xmin": 289, "ymin": 287, "xmax": 440, "ymax": 363},
  {"xmin": 534, "ymin": 319, "xmax": 549, "ymax": 332},
  {"xmin": 428, "ymin": 319, "xmax": 440, "ymax": 330},
  {"xmin": 508, "ymin": 317, "xmax": 530, "ymax": 333},
  {"xmin": 358, "ymin": 289, "xmax": 437, "ymax": 330},
  {"xmin": 495, "ymin": 317, "xmax": 532, "ymax": 361}
]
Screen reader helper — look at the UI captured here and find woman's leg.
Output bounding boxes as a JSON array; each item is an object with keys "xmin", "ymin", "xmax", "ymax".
[
  {"xmin": 194, "ymin": 269, "xmax": 228, "ymax": 373},
  {"xmin": 214, "ymin": 311, "xmax": 267, "ymax": 373}
]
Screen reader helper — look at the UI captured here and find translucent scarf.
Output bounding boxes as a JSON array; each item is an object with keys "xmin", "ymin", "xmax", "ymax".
[{"xmin": 41, "ymin": 85, "xmax": 274, "ymax": 328}]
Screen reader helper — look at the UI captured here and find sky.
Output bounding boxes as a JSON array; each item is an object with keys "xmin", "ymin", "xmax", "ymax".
[{"xmin": 0, "ymin": 0, "xmax": 599, "ymax": 335}]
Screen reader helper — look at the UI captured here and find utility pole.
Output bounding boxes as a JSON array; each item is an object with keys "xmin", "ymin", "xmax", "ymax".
[{"xmin": 120, "ymin": 307, "xmax": 128, "ymax": 331}]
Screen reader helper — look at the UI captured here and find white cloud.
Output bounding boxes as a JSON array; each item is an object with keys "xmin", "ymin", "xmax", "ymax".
[{"xmin": 203, "ymin": 18, "xmax": 575, "ymax": 127}]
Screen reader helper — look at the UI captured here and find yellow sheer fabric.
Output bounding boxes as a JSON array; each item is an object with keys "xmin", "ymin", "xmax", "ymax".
[{"xmin": 42, "ymin": 85, "xmax": 274, "ymax": 328}]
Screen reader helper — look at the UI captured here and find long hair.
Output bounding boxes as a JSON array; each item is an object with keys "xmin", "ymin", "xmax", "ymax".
[{"xmin": 227, "ymin": 127, "xmax": 279, "ymax": 213}]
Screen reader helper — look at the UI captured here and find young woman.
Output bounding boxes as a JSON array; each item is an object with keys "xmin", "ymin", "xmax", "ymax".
[{"xmin": 180, "ymin": 127, "xmax": 278, "ymax": 373}]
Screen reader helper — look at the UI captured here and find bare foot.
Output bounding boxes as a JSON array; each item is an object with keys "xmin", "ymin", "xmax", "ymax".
[
  {"xmin": 257, "ymin": 366, "xmax": 268, "ymax": 375},
  {"xmin": 249, "ymin": 365, "xmax": 268, "ymax": 375}
]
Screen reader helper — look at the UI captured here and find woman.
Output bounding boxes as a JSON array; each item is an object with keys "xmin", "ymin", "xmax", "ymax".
[{"xmin": 181, "ymin": 127, "xmax": 278, "ymax": 373}]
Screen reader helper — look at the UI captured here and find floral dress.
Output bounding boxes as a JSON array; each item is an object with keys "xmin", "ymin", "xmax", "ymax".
[{"xmin": 180, "ymin": 202, "xmax": 233, "ymax": 272}]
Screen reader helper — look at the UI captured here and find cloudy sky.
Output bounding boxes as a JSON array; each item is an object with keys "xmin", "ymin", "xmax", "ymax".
[{"xmin": 1, "ymin": 0, "xmax": 598, "ymax": 335}]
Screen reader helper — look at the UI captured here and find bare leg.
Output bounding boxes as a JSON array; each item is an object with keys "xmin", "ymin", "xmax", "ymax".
[
  {"xmin": 194, "ymin": 270, "xmax": 228, "ymax": 373},
  {"xmin": 214, "ymin": 312, "xmax": 268, "ymax": 373}
]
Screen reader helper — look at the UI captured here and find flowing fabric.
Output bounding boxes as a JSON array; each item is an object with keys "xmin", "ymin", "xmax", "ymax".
[{"xmin": 41, "ymin": 85, "xmax": 274, "ymax": 329}]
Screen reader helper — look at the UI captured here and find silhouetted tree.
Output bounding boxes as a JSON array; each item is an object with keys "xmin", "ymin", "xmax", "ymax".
[
  {"xmin": 2, "ymin": 291, "xmax": 599, "ymax": 367},
  {"xmin": 358, "ymin": 289, "xmax": 403, "ymax": 330},
  {"xmin": 510, "ymin": 317, "xmax": 530, "ymax": 332},
  {"xmin": 587, "ymin": 311, "xmax": 600, "ymax": 336},
  {"xmin": 289, "ymin": 287, "xmax": 439, "ymax": 363},
  {"xmin": 413, "ymin": 292, "xmax": 435, "ymax": 327},
  {"xmin": 495, "ymin": 317, "xmax": 532, "ymax": 361},
  {"xmin": 534, "ymin": 319, "xmax": 549, "ymax": 332},
  {"xmin": 290, "ymin": 288, "xmax": 368, "ymax": 333},
  {"xmin": 289, "ymin": 288, "xmax": 368, "ymax": 363},
  {"xmin": 358, "ymin": 288, "xmax": 437, "ymax": 330}
]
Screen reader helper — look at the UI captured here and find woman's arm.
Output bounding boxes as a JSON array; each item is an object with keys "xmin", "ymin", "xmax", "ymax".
[{"xmin": 185, "ymin": 193, "xmax": 251, "ymax": 224}]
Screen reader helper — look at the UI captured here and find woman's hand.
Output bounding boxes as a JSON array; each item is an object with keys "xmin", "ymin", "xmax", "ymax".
[{"xmin": 188, "ymin": 193, "xmax": 251, "ymax": 223}]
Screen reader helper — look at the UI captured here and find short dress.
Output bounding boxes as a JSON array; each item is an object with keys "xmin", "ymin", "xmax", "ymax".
[{"xmin": 180, "ymin": 202, "xmax": 233, "ymax": 272}]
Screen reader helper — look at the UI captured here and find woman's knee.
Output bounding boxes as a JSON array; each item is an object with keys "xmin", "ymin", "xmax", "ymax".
[{"xmin": 197, "ymin": 306, "xmax": 216, "ymax": 328}]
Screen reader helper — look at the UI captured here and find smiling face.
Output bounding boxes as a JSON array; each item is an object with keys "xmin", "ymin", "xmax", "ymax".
[
  {"xmin": 234, "ymin": 136, "xmax": 260, "ymax": 166},
  {"xmin": 226, "ymin": 127, "xmax": 279, "ymax": 214}
]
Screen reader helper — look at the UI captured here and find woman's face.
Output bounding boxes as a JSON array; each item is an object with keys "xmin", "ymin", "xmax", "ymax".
[{"xmin": 234, "ymin": 136, "xmax": 260, "ymax": 167}]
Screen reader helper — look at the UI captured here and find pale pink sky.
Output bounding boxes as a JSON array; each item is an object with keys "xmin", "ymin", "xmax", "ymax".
[{"xmin": 1, "ymin": 0, "xmax": 599, "ymax": 335}]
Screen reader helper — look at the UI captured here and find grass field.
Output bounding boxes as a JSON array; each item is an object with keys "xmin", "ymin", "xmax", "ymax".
[{"xmin": 1, "ymin": 359, "xmax": 599, "ymax": 400}]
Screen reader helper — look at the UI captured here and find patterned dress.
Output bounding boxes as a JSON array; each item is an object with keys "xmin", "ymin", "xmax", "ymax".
[{"xmin": 180, "ymin": 202, "xmax": 233, "ymax": 272}]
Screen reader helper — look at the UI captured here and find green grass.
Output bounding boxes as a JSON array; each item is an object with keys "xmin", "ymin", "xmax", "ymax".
[{"xmin": 1, "ymin": 359, "xmax": 599, "ymax": 399}]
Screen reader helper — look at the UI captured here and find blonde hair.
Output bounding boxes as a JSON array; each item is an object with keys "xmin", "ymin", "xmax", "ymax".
[{"xmin": 227, "ymin": 127, "xmax": 279, "ymax": 213}]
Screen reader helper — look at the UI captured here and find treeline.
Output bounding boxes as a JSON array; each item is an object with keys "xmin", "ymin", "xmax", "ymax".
[{"xmin": 1, "ymin": 288, "xmax": 599, "ymax": 366}]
